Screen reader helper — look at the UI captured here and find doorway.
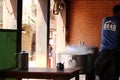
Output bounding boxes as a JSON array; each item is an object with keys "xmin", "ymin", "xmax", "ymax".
[{"xmin": 49, "ymin": 0, "xmax": 66, "ymax": 68}]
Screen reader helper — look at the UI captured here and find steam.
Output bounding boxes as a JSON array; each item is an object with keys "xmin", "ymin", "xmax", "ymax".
[
  {"xmin": 58, "ymin": 43, "xmax": 96, "ymax": 68},
  {"xmin": 59, "ymin": 44, "xmax": 95, "ymax": 55}
]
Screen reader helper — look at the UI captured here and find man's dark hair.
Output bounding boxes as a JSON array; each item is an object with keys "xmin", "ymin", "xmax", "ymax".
[{"xmin": 113, "ymin": 4, "xmax": 120, "ymax": 15}]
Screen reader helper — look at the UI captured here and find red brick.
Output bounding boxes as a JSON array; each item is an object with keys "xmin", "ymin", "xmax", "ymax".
[{"xmin": 67, "ymin": 0, "xmax": 120, "ymax": 48}]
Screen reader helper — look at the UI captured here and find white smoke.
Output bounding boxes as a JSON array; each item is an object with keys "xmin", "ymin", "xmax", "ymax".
[{"xmin": 59, "ymin": 44, "xmax": 95, "ymax": 55}]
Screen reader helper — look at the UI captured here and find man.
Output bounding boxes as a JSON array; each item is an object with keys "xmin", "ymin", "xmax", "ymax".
[{"xmin": 95, "ymin": 4, "xmax": 120, "ymax": 80}]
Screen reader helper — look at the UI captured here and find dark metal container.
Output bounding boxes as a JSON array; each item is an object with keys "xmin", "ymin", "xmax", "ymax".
[
  {"xmin": 18, "ymin": 51, "xmax": 28, "ymax": 70},
  {"xmin": 57, "ymin": 62, "xmax": 64, "ymax": 71}
]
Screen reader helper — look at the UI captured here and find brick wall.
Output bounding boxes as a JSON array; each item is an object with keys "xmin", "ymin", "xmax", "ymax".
[{"xmin": 66, "ymin": 0, "xmax": 120, "ymax": 48}]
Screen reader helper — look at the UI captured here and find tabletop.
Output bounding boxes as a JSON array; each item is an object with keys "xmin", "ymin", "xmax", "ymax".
[{"xmin": 0, "ymin": 67, "xmax": 81, "ymax": 80}]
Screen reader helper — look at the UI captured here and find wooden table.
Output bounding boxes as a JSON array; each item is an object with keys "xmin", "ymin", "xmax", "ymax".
[{"xmin": 0, "ymin": 67, "xmax": 81, "ymax": 80}]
